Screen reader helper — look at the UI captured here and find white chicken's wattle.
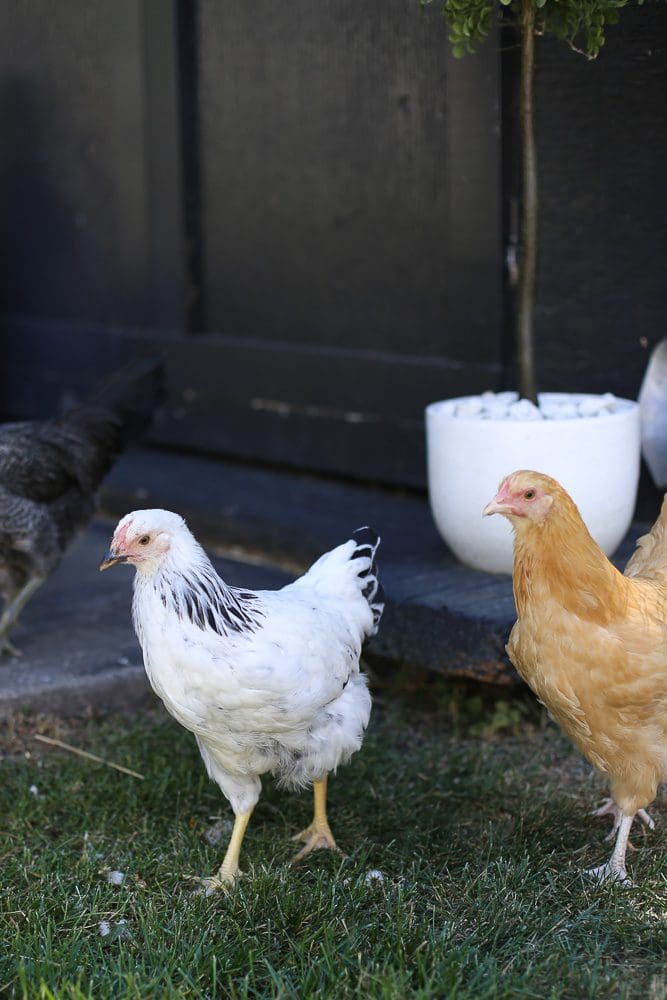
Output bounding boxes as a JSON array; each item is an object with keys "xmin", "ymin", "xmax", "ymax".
[{"xmin": 101, "ymin": 508, "xmax": 383, "ymax": 891}]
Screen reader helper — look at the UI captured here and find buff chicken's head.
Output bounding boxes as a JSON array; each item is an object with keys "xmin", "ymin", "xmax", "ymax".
[{"xmin": 482, "ymin": 470, "xmax": 561, "ymax": 525}]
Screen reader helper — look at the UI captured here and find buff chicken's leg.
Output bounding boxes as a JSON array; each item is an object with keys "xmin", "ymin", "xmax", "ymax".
[
  {"xmin": 291, "ymin": 776, "xmax": 342, "ymax": 862},
  {"xmin": 592, "ymin": 797, "xmax": 655, "ymax": 839},
  {"xmin": 201, "ymin": 808, "xmax": 253, "ymax": 894},
  {"xmin": 586, "ymin": 812, "xmax": 634, "ymax": 885}
]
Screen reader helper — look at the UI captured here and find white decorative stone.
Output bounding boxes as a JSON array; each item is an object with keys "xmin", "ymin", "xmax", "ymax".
[
  {"xmin": 495, "ymin": 391, "xmax": 519, "ymax": 407},
  {"xmin": 446, "ymin": 391, "xmax": 624, "ymax": 422},
  {"xmin": 454, "ymin": 398, "xmax": 483, "ymax": 417},
  {"xmin": 577, "ymin": 397, "xmax": 604, "ymax": 417},
  {"xmin": 552, "ymin": 401, "xmax": 578, "ymax": 419},
  {"xmin": 484, "ymin": 403, "xmax": 512, "ymax": 420},
  {"xmin": 508, "ymin": 399, "xmax": 543, "ymax": 421},
  {"xmin": 538, "ymin": 403, "xmax": 560, "ymax": 419}
]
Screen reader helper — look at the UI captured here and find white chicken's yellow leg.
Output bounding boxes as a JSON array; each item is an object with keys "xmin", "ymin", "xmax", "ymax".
[
  {"xmin": 202, "ymin": 809, "xmax": 252, "ymax": 894},
  {"xmin": 291, "ymin": 776, "xmax": 342, "ymax": 863}
]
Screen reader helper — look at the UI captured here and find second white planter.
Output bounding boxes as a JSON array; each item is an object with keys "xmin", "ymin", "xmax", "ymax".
[{"xmin": 426, "ymin": 392, "xmax": 641, "ymax": 574}]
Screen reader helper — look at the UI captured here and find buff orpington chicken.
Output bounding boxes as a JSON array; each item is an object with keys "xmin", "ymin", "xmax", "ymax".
[
  {"xmin": 101, "ymin": 510, "xmax": 383, "ymax": 892},
  {"xmin": 484, "ymin": 470, "xmax": 667, "ymax": 884}
]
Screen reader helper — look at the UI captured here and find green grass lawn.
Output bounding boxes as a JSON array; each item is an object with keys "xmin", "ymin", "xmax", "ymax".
[{"xmin": 0, "ymin": 680, "xmax": 665, "ymax": 999}]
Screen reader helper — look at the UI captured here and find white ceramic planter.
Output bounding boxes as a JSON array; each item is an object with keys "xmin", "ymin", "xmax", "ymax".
[{"xmin": 425, "ymin": 393, "xmax": 641, "ymax": 574}]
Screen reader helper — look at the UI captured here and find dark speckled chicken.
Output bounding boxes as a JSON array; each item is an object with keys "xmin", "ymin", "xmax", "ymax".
[{"xmin": 0, "ymin": 358, "xmax": 163, "ymax": 654}]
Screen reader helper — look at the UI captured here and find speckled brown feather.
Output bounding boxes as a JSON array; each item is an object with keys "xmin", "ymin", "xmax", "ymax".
[{"xmin": 506, "ymin": 474, "xmax": 667, "ymax": 815}]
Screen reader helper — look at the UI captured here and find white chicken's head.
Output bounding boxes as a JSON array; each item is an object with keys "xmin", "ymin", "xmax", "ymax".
[
  {"xmin": 483, "ymin": 470, "xmax": 557, "ymax": 524},
  {"xmin": 100, "ymin": 508, "xmax": 188, "ymax": 575}
]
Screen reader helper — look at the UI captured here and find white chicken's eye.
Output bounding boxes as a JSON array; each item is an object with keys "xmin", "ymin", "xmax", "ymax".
[
  {"xmin": 524, "ymin": 490, "xmax": 536, "ymax": 500},
  {"xmin": 138, "ymin": 534, "xmax": 151, "ymax": 545}
]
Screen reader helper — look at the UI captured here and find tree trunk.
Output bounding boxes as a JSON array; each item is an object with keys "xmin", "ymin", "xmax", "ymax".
[{"xmin": 516, "ymin": 0, "xmax": 538, "ymax": 403}]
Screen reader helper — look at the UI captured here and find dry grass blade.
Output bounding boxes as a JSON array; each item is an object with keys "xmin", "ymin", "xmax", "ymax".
[{"xmin": 33, "ymin": 733, "xmax": 145, "ymax": 780}]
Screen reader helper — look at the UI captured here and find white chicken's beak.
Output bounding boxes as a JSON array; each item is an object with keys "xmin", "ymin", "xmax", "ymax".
[{"xmin": 99, "ymin": 548, "xmax": 129, "ymax": 571}]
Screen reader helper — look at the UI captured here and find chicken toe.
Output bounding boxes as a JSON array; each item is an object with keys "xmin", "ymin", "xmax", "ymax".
[
  {"xmin": 291, "ymin": 822, "xmax": 342, "ymax": 862},
  {"xmin": 291, "ymin": 776, "xmax": 345, "ymax": 863},
  {"xmin": 199, "ymin": 870, "xmax": 240, "ymax": 896},
  {"xmin": 585, "ymin": 861, "xmax": 632, "ymax": 887}
]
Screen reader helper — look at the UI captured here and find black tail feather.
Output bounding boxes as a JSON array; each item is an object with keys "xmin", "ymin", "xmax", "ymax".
[{"xmin": 352, "ymin": 526, "xmax": 384, "ymax": 632}]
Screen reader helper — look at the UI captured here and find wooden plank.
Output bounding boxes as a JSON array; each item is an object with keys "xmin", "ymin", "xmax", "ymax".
[
  {"xmin": 140, "ymin": 0, "xmax": 187, "ymax": 330},
  {"xmin": 175, "ymin": 0, "xmax": 205, "ymax": 333},
  {"xmin": 532, "ymin": 6, "xmax": 667, "ymax": 398},
  {"xmin": 197, "ymin": 0, "xmax": 502, "ymax": 364},
  {"xmin": 0, "ymin": 319, "xmax": 502, "ymax": 485},
  {"xmin": 0, "ymin": 1, "xmax": 503, "ymax": 485},
  {"xmin": 0, "ymin": 0, "xmax": 152, "ymax": 326}
]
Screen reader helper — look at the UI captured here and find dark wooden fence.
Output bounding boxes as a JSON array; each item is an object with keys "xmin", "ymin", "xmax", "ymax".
[{"xmin": 0, "ymin": 2, "xmax": 665, "ymax": 487}]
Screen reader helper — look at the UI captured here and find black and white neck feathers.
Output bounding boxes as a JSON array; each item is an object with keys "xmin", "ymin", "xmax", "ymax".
[{"xmin": 133, "ymin": 530, "xmax": 264, "ymax": 641}]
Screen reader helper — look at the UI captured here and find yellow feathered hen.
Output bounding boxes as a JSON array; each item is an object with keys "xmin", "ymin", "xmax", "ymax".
[{"xmin": 484, "ymin": 470, "xmax": 667, "ymax": 884}]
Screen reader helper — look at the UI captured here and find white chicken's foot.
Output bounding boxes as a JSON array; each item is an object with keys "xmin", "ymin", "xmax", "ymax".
[
  {"xmin": 200, "ymin": 808, "xmax": 252, "ymax": 894},
  {"xmin": 199, "ymin": 870, "xmax": 243, "ymax": 896},
  {"xmin": 291, "ymin": 776, "xmax": 344, "ymax": 863},
  {"xmin": 585, "ymin": 812, "xmax": 634, "ymax": 887},
  {"xmin": 291, "ymin": 821, "xmax": 341, "ymax": 861},
  {"xmin": 591, "ymin": 798, "xmax": 655, "ymax": 841}
]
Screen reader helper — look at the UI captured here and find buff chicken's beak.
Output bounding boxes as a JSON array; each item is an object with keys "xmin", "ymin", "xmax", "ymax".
[
  {"xmin": 482, "ymin": 490, "xmax": 512, "ymax": 518},
  {"xmin": 483, "ymin": 496, "xmax": 503, "ymax": 517},
  {"xmin": 99, "ymin": 549, "xmax": 128, "ymax": 571}
]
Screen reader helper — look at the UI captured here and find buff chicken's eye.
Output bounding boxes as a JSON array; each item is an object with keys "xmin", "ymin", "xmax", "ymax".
[
  {"xmin": 138, "ymin": 534, "xmax": 151, "ymax": 545},
  {"xmin": 524, "ymin": 490, "xmax": 535, "ymax": 500}
]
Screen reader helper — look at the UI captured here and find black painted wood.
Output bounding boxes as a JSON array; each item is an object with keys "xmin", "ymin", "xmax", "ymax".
[
  {"xmin": 176, "ymin": 0, "xmax": 205, "ymax": 334},
  {"xmin": 0, "ymin": 1, "xmax": 502, "ymax": 486},
  {"xmin": 198, "ymin": 0, "xmax": 501, "ymax": 361},
  {"xmin": 3, "ymin": 2, "xmax": 667, "ymax": 485},
  {"xmin": 140, "ymin": 0, "xmax": 187, "ymax": 331},
  {"xmin": 0, "ymin": 1, "xmax": 152, "ymax": 325},
  {"xmin": 530, "ymin": 5, "xmax": 667, "ymax": 398},
  {"xmin": 0, "ymin": 318, "xmax": 499, "ymax": 485}
]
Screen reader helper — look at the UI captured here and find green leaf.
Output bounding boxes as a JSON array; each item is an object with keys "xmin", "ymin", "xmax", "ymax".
[{"xmin": 430, "ymin": 0, "xmax": 665, "ymax": 61}]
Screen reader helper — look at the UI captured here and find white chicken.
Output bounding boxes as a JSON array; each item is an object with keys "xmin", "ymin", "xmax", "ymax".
[{"xmin": 100, "ymin": 509, "xmax": 383, "ymax": 892}]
